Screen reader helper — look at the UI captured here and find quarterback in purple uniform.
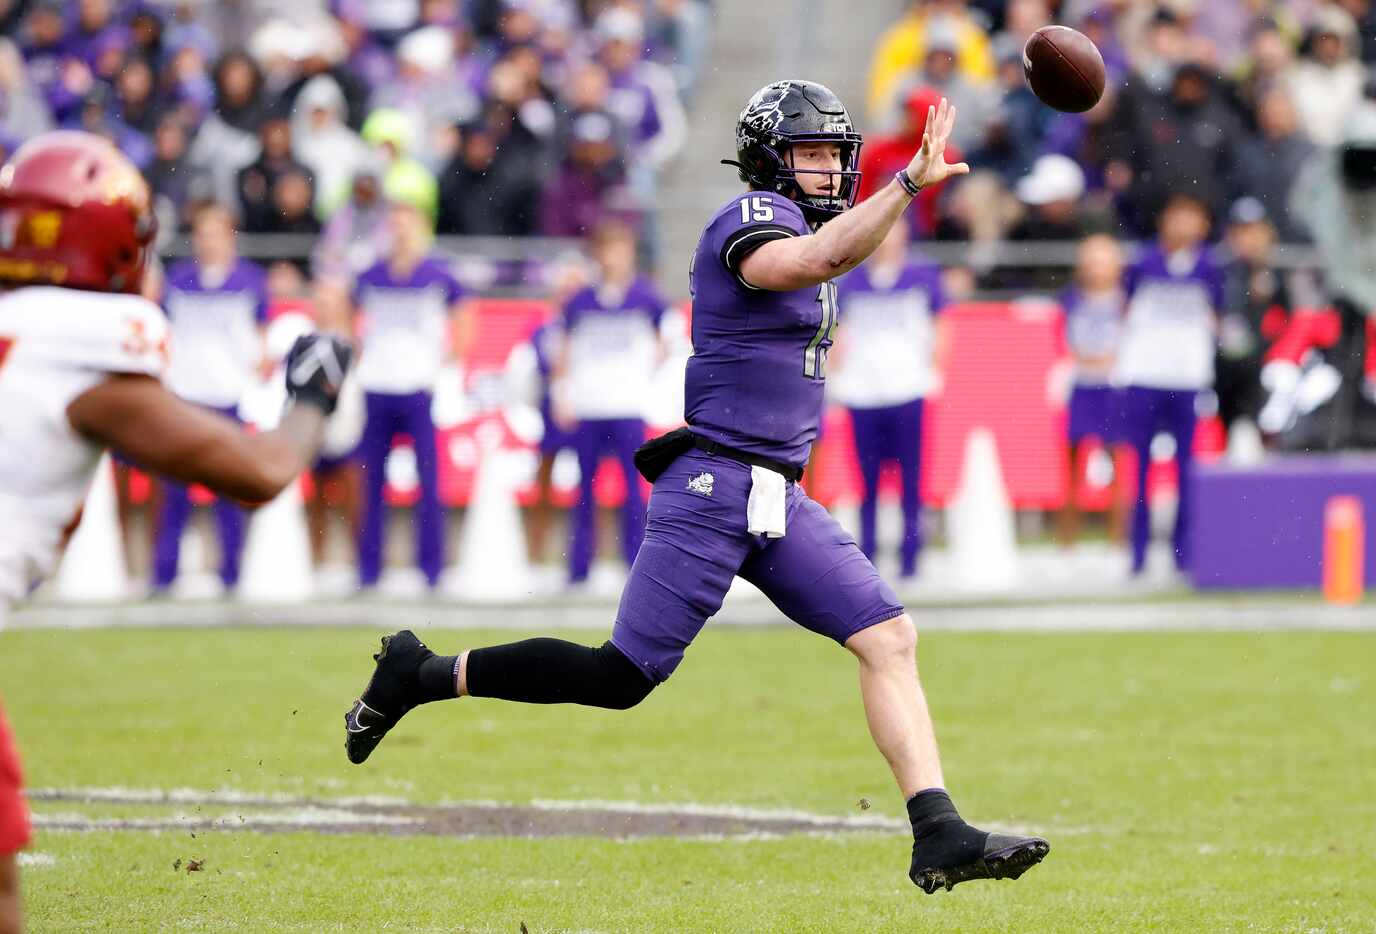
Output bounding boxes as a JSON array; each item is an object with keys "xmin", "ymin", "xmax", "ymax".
[{"xmin": 345, "ymin": 83, "xmax": 1050, "ymax": 893}]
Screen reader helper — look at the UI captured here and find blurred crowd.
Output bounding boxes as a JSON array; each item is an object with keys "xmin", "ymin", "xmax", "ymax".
[
  {"xmin": 866, "ymin": 0, "xmax": 1376, "ymax": 246},
  {"xmin": 0, "ymin": 0, "xmax": 705, "ymax": 270}
]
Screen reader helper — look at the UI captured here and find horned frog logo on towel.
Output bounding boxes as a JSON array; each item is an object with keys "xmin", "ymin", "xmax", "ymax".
[{"xmin": 687, "ymin": 472, "xmax": 715, "ymax": 497}]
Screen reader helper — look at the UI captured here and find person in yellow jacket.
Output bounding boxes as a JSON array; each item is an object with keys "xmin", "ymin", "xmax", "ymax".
[{"xmin": 867, "ymin": 0, "xmax": 995, "ymax": 124}]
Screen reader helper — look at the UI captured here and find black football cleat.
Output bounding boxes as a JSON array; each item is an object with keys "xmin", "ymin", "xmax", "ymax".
[
  {"xmin": 910, "ymin": 831, "xmax": 1051, "ymax": 894},
  {"xmin": 344, "ymin": 630, "xmax": 432, "ymax": 765}
]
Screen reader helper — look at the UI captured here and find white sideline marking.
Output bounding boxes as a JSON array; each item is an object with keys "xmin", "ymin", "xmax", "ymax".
[
  {"xmin": 525, "ymin": 797, "xmax": 904, "ymax": 830},
  {"xmin": 32, "ymin": 786, "xmax": 906, "ymax": 830},
  {"xmin": 29, "ymin": 787, "xmax": 1088, "ymax": 841},
  {"xmin": 28, "ymin": 786, "xmax": 409, "ymax": 808},
  {"xmin": 33, "ymin": 809, "xmax": 420, "ymax": 830}
]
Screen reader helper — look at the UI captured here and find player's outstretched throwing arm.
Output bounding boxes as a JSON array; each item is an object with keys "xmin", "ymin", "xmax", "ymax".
[
  {"xmin": 740, "ymin": 97, "xmax": 968, "ymax": 292},
  {"xmin": 67, "ymin": 334, "xmax": 353, "ymax": 505}
]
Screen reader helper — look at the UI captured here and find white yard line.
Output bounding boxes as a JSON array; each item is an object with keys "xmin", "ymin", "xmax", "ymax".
[
  {"xmin": 31, "ymin": 786, "xmax": 903, "ymax": 830},
  {"xmin": 16, "ymin": 852, "xmax": 56, "ymax": 868},
  {"xmin": 525, "ymin": 797, "xmax": 904, "ymax": 830},
  {"xmin": 26, "ymin": 785, "xmax": 1101, "ymax": 843}
]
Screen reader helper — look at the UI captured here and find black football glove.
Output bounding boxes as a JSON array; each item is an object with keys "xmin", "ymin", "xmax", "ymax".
[{"xmin": 284, "ymin": 334, "xmax": 353, "ymax": 416}]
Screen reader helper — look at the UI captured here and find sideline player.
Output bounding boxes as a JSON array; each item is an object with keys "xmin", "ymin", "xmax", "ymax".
[
  {"xmin": 0, "ymin": 131, "xmax": 352, "ymax": 930},
  {"xmin": 352, "ymin": 200, "xmax": 469, "ymax": 591},
  {"xmin": 152, "ymin": 204, "xmax": 268, "ymax": 595},
  {"xmin": 1114, "ymin": 194, "xmax": 1222, "ymax": 575},
  {"xmin": 553, "ymin": 220, "xmax": 669, "ymax": 585},
  {"xmin": 345, "ymin": 85, "xmax": 1050, "ymax": 893},
  {"xmin": 831, "ymin": 220, "xmax": 945, "ymax": 579}
]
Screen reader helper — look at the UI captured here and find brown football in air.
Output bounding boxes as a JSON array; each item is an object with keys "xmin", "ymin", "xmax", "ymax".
[{"xmin": 1023, "ymin": 25, "xmax": 1106, "ymax": 113}]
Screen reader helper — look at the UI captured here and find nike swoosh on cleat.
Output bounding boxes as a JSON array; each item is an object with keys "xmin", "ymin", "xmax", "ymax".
[{"xmin": 345, "ymin": 700, "xmax": 387, "ymax": 733}]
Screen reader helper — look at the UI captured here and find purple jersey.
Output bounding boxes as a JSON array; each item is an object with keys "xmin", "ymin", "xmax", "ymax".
[
  {"xmin": 1059, "ymin": 285, "xmax": 1126, "ymax": 385},
  {"xmin": 1117, "ymin": 245, "xmax": 1224, "ymax": 391},
  {"xmin": 685, "ymin": 191, "xmax": 832, "ymax": 467},
  {"xmin": 831, "ymin": 260, "xmax": 944, "ymax": 407},
  {"xmin": 162, "ymin": 257, "xmax": 268, "ymax": 407},
  {"xmin": 561, "ymin": 276, "xmax": 668, "ymax": 420},
  {"xmin": 353, "ymin": 255, "xmax": 466, "ymax": 393}
]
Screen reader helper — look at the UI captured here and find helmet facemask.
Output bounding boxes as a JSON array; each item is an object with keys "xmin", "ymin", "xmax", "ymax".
[{"xmin": 773, "ymin": 135, "xmax": 863, "ymax": 222}]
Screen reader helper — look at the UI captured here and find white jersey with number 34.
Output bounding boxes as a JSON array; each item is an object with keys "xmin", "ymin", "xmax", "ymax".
[{"xmin": 0, "ymin": 286, "xmax": 168, "ymax": 609}]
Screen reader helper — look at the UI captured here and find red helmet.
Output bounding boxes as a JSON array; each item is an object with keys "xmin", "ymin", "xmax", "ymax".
[{"xmin": 0, "ymin": 131, "xmax": 156, "ymax": 294}]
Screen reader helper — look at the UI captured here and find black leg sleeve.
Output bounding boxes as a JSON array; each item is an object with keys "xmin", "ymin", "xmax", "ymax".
[{"xmin": 465, "ymin": 638, "xmax": 655, "ymax": 710}]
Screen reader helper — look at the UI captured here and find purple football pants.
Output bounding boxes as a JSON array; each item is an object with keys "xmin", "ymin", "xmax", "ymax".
[
  {"xmin": 152, "ymin": 403, "xmax": 245, "ymax": 590},
  {"xmin": 1122, "ymin": 386, "xmax": 1196, "ymax": 574},
  {"xmin": 357, "ymin": 390, "xmax": 444, "ymax": 588},
  {"xmin": 847, "ymin": 398, "xmax": 924, "ymax": 577},
  {"xmin": 611, "ymin": 449, "xmax": 904, "ymax": 683},
  {"xmin": 569, "ymin": 417, "xmax": 646, "ymax": 583}
]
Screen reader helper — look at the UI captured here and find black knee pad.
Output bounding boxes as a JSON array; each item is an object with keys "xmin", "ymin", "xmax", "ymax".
[{"xmin": 591, "ymin": 641, "xmax": 656, "ymax": 710}]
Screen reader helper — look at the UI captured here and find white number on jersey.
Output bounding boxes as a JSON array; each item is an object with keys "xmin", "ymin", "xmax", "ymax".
[
  {"xmin": 739, "ymin": 195, "xmax": 775, "ymax": 224},
  {"xmin": 804, "ymin": 281, "xmax": 839, "ymax": 380}
]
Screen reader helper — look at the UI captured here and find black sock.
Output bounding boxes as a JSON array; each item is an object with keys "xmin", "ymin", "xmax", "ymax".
[
  {"xmin": 416, "ymin": 653, "xmax": 459, "ymax": 703},
  {"xmin": 907, "ymin": 789, "xmax": 989, "ymax": 869},
  {"xmin": 465, "ymin": 638, "xmax": 655, "ymax": 710},
  {"xmin": 906, "ymin": 788, "xmax": 962, "ymax": 834}
]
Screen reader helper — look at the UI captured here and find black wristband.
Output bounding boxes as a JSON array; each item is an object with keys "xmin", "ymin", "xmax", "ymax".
[{"xmin": 894, "ymin": 169, "xmax": 923, "ymax": 198}]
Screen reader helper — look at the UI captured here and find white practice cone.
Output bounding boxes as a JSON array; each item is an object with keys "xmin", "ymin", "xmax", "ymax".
[
  {"xmin": 54, "ymin": 453, "xmax": 128, "ymax": 601},
  {"xmin": 946, "ymin": 427, "xmax": 1019, "ymax": 591},
  {"xmin": 238, "ymin": 480, "xmax": 314, "ymax": 603},
  {"xmin": 448, "ymin": 435, "xmax": 533, "ymax": 601}
]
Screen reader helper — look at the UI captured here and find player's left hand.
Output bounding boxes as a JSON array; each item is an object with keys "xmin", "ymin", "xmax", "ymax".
[
  {"xmin": 904, "ymin": 96, "xmax": 969, "ymax": 191},
  {"xmin": 284, "ymin": 334, "xmax": 353, "ymax": 416}
]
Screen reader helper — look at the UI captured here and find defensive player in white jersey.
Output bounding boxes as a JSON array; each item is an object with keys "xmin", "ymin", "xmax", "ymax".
[{"xmin": 0, "ymin": 131, "xmax": 352, "ymax": 933}]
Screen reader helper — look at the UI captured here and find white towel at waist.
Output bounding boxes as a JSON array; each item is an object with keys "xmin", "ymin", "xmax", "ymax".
[{"xmin": 746, "ymin": 466, "xmax": 787, "ymax": 538}]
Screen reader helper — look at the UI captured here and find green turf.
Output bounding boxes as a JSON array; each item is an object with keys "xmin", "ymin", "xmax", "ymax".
[{"xmin": 2, "ymin": 624, "xmax": 1373, "ymax": 932}]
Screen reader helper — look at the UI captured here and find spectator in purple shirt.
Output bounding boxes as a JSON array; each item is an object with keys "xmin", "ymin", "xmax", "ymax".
[
  {"xmin": 22, "ymin": 2, "xmax": 92, "ymax": 124},
  {"xmin": 540, "ymin": 109, "xmax": 631, "ymax": 238},
  {"xmin": 65, "ymin": 0, "xmax": 130, "ymax": 73}
]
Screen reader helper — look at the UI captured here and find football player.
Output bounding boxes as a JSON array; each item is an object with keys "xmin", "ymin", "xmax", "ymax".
[
  {"xmin": 0, "ymin": 132, "xmax": 352, "ymax": 929},
  {"xmin": 345, "ymin": 84, "xmax": 1050, "ymax": 893}
]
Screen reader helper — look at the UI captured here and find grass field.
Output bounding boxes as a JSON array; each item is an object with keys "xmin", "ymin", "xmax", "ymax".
[{"xmin": 1, "ymin": 622, "xmax": 1373, "ymax": 932}]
